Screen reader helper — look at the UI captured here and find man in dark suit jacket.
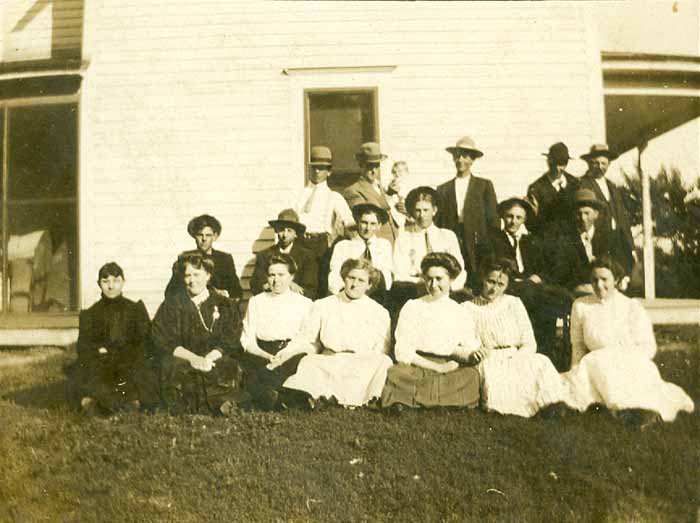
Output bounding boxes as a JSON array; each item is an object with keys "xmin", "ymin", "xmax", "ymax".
[
  {"xmin": 526, "ymin": 142, "xmax": 580, "ymax": 241},
  {"xmin": 435, "ymin": 136, "xmax": 499, "ymax": 284},
  {"xmin": 342, "ymin": 142, "xmax": 398, "ymax": 244},
  {"xmin": 165, "ymin": 214, "xmax": 243, "ymax": 301},
  {"xmin": 250, "ymin": 209, "xmax": 318, "ymax": 299},
  {"xmin": 481, "ymin": 197, "xmax": 571, "ymax": 364},
  {"xmin": 550, "ymin": 188, "xmax": 633, "ymax": 294},
  {"xmin": 578, "ymin": 143, "xmax": 635, "ymax": 270}
]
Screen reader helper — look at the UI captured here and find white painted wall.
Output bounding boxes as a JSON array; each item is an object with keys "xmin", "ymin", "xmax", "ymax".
[{"xmin": 79, "ymin": 1, "xmax": 605, "ymax": 314}]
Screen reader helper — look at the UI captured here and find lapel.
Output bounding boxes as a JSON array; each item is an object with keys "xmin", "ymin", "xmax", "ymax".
[
  {"xmin": 570, "ymin": 229, "xmax": 588, "ymax": 262},
  {"xmin": 497, "ymin": 230, "xmax": 516, "ymax": 257},
  {"xmin": 583, "ymin": 174, "xmax": 607, "ymax": 202},
  {"xmin": 444, "ymin": 179, "xmax": 458, "ymax": 222},
  {"xmin": 357, "ymin": 179, "xmax": 389, "ymax": 210}
]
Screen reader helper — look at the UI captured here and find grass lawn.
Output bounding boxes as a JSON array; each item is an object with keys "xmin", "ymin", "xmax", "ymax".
[{"xmin": 1, "ymin": 329, "xmax": 699, "ymax": 523}]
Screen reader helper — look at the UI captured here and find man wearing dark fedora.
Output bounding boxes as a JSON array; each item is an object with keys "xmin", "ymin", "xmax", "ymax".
[
  {"xmin": 250, "ymin": 209, "xmax": 319, "ymax": 299},
  {"xmin": 328, "ymin": 203, "xmax": 393, "ymax": 303},
  {"xmin": 342, "ymin": 142, "xmax": 398, "ymax": 243},
  {"xmin": 480, "ymin": 197, "xmax": 571, "ymax": 364},
  {"xmin": 579, "ymin": 143, "xmax": 635, "ymax": 269},
  {"xmin": 526, "ymin": 142, "xmax": 580, "ymax": 240},
  {"xmin": 435, "ymin": 136, "xmax": 499, "ymax": 286},
  {"xmin": 295, "ymin": 145, "xmax": 355, "ymax": 296}
]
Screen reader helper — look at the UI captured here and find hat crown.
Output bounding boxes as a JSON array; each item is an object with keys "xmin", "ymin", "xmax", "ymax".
[
  {"xmin": 454, "ymin": 136, "xmax": 478, "ymax": 150},
  {"xmin": 574, "ymin": 188, "xmax": 600, "ymax": 204},
  {"xmin": 547, "ymin": 142, "xmax": 570, "ymax": 159},
  {"xmin": 276, "ymin": 208, "xmax": 300, "ymax": 223},
  {"xmin": 309, "ymin": 145, "xmax": 332, "ymax": 163},
  {"xmin": 359, "ymin": 142, "xmax": 381, "ymax": 156},
  {"xmin": 581, "ymin": 143, "xmax": 618, "ymax": 161}
]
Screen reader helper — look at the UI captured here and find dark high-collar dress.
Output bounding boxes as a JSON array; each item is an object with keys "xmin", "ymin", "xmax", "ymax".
[
  {"xmin": 152, "ymin": 290, "xmax": 244, "ymax": 414},
  {"xmin": 164, "ymin": 249, "xmax": 243, "ymax": 301},
  {"xmin": 67, "ymin": 295, "xmax": 157, "ymax": 411}
]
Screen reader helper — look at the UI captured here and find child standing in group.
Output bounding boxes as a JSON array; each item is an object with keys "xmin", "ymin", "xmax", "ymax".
[
  {"xmin": 388, "ymin": 161, "xmax": 412, "ymax": 230},
  {"xmin": 66, "ymin": 262, "xmax": 158, "ymax": 414}
]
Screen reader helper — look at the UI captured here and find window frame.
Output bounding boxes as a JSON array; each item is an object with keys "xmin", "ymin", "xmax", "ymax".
[{"xmin": 0, "ymin": 94, "xmax": 80, "ymax": 326}]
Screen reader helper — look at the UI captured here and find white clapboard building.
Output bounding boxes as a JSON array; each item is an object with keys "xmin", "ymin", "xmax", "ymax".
[{"xmin": 0, "ymin": 1, "xmax": 695, "ymax": 342}]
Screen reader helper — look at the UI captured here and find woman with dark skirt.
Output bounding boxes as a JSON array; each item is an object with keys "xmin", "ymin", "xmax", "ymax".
[
  {"xmin": 66, "ymin": 262, "xmax": 158, "ymax": 414},
  {"xmin": 381, "ymin": 252, "xmax": 481, "ymax": 409},
  {"xmin": 164, "ymin": 214, "xmax": 243, "ymax": 302},
  {"xmin": 153, "ymin": 250, "xmax": 245, "ymax": 415},
  {"xmin": 240, "ymin": 253, "xmax": 313, "ymax": 410}
]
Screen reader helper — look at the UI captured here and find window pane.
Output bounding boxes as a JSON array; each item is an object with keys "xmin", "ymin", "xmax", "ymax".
[
  {"xmin": 6, "ymin": 202, "xmax": 78, "ymax": 312},
  {"xmin": 7, "ymin": 104, "xmax": 78, "ymax": 200},
  {"xmin": 308, "ymin": 91, "xmax": 377, "ymax": 183}
]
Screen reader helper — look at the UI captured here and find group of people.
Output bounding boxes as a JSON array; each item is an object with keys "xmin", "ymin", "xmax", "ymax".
[{"xmin": 65, "ymin": 136, "xmax": 695, "ymax": 427}]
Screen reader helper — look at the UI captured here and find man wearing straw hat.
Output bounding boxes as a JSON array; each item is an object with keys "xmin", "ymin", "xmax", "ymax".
[
  {"xmin": 578, "ymin": 143, "xmax": 635, "ymax": 270},
  {"xmin": 526, "ymin": 141, "xmax": 580, "ymax": 240},
  {"xmin": 342, "ymin": 142, "xmax": 398, "ymax": 243},
  {"xmin": 250, "ymin": 209, "xmax": 318, "ymax": 299},
  {"xmin": 435, "ymin": 136, "xmax": 499, "ymax": 285}
]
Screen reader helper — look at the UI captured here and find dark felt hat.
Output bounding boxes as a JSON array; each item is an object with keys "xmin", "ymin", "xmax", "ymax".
[
  {"xmin": 309, "ymin": 145, "xmax": 333, "ymax": 166},
  {"xmin": 580, "ymin": 144, "xmax": 619, "ymax": 161},
  {"xmin": 187, "ymin": 214, "xmax": 222, "ymax": 237},
  {"xmin": 355, "ymin": 142, "xmax": 388, "ymax": 163},
  {"xmin": 573, "ymin": 188, "xmax": 606, "ymax": 211},
  {"xmin": 542, "ymin": 142, "xmax": 573, "ymax": 164},
  {"xmin": 352, "ymin": 203, "xmax": 389, "ymax": 224},
  {"xmin": 445, "ymin": 136, "xmax": 484, "ymax": 158},
  {"xmin": 498, "ymin": 197, "xmax": 535, "ymax": 218},
  {"xmin": 268, "ymin": 208, "xmax": 307, "ymax": 236}
]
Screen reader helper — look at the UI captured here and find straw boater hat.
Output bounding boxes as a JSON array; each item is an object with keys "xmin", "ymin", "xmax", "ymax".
[
  {"xmin": 542, "ymin": 142, "xmax": 573, "ymax": 164},
  {"xmin": 497, "ymin": 197, "xmax": 535, "ymax": 218},
  {"xmin": 355, "ymin": 142, "xmax": 388, "ymax": 163},
  {"xmin": 573, "ymin": 189, "xmax": 606, "ymax": 211},
  {"xmin": 445, "ymin": 136, "xmax": 484, "ymax": 158},
  {"xmin": 351, "ymin": 203, "xmax": 389, "ymax": 224},
  {"xmin": 187, "ymin": 214, "xmax": 222, "ymax": 237},
  {"xmin": 580, "ymin": 144, "xmax": 619, "ymax": 162},
  {"xmin": 308, "ymin": 145, "xmax": 333, "ymax": 166},
  {"xmin": 268, "ymin": 209, "xmax": 307, "ymax": 236}
]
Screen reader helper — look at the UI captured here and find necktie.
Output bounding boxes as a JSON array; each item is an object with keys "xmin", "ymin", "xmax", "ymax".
[
  {"xmin": 582, "ymin": 232, "xmax": 593, "ymax": 262},
  {"xmin": 424, "ymin": 230, "xmax": 433, "ymax": 254},
  {"xmin": 363, "ymin": 239, "xmax": 372, "ymax": 261},
  {"xmin": 511, "ymin": 234, "xmax": 524, "ymax": 273},
  {"xmin": 302, "ymin": 184, "xmax": 318, "ymax": 213}
]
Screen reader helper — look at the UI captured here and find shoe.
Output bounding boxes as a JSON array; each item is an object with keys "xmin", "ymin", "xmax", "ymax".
[
  {"xmin": 80, "ymin": 397, "xmax": 99, "ymax": 416},
  {"xmin": 219, "ymin": 401, "xmax": 237, "ymax": 417}
]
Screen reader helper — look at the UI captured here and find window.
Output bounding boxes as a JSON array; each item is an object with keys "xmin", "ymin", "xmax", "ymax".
[
  {"xmin": 304, "ymin": 88, "xmax": 378, "ymax": 190},
  {"xmin": 0, "ymin": 100, "xmax": 79, "ymax": 316}
]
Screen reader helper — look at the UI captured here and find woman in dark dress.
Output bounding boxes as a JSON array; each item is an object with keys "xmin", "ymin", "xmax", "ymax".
[
  {"xmin": 164, "ymin": 214, "xmax": 243, "ymax": 301},
  {"xmin": 66, "ymin": 262, "xmax": 157, "ymax": 414},
  {"xmin": 153, "ymin": 250, "xmax": 245, "ymax": 415}
]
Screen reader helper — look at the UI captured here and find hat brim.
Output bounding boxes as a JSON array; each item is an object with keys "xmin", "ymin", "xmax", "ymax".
[
  {"xmin": 580, "ymin": 151, "xmax": 619, "ymax": 161},
  {"xmin": 498, "ymin": 197, "xmax": 534, "ymax": 217},
  {"xmin": 355, "ymin": 154, "xmax": 388, "ymax": 162},
  {"xmin": 268, "ymin": 220, "xmax": 307, "ymax": 235},
  {"xmin": 446, "ymin": 146, "xmax": 484, "ymax": 158},
  {"xmin": 574, "ymin": 199, "xmax": 606, "ymax": 211},
  {"xmin": 308, "ymin": 160, "xmax": 332, "ymax": 166},
  {"xmin": 541, "ymin": 152, "xmax": 574, "ymax": 160}
]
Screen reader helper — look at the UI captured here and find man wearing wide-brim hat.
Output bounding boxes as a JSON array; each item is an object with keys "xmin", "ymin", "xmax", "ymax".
[
  {"xmin": 341, "ymin": 142, "xmax": 398, "ymax": 243},
  {"xmin": 435, "ymin": 136, "xmax": 499, "ymax": 285},
  {"xmin": 549, "ymin": 188, "xmax": 632, "ymax": 300},
  {"xmin": 578, "ymin": 143, "xmax": 635, "ymax": 268},
  {"xmin": 327, "ymin": 203, "xmax": 393, "ymax": 302},
  {"xmin": 250, "ymin": 209, "xmax": 319, "ymax": 299},
  {"xmin": 526, "ymin": 141, "xmax": 580, "ymax": 240}
]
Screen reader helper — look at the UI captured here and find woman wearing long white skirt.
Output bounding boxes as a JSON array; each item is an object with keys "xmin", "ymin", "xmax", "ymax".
[
  {"xmin": 464, "ymin": 258, "xmax": 572, "ymax": 417},
  {"xmin": 269, "ymin": 258, "xmax": 392, "ymax": 407},
  {"xmin": 565, "ymin": 256, "xmax": 694, "ymax": 423}
]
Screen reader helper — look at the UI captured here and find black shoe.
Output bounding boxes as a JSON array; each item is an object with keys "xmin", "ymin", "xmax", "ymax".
[{"xmin": 538, "ymin": 402, "xmax": 574, "ymax": 419}]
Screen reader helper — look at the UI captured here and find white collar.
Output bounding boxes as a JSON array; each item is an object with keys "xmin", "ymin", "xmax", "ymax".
[
  {"xmin": 190, "ymin": 288, "xmax": 210, "ymax": 307},
  {"xmin": 580, "ymin": 226, "xmax": 596, "ymax": 240},
  {"xmin": 307, "ymin": 180, "xmax": 329, "ymax": 191}
]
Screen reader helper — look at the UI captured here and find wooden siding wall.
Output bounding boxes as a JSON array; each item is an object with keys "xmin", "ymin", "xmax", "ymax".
[{"xmin": 80, "ymin": 1, "xmax": 605, "ymax": 314}]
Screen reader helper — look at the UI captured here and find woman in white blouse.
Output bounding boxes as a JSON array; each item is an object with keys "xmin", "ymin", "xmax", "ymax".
[
  {"xmin": 463, "ymin": 258, "xmax": 572, "ymax": 417},
  {"xmin": 565, "ymin": 256, "xmax": 694, "ymax": 424},
  {"xmin": 381, "ymin": 252, "xmax": 481, "ymax": 409},
  {"xmin": 269, "ymin": 258, "xmax": 391, "ymax": 407},
  {"xmin": 240, "ymin": 253, "xmax": 313, "ymax": 410}
]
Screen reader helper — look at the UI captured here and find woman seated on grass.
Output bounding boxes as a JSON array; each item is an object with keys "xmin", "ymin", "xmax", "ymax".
[
  {"xmin": 66, "ymin": 262, "xmax": 158, "ymax": 415},
  {"xmin": 381, "ymin": 252, "xmax": 481, "ymax": 409},
  {"xmin": 268, "ymin": 258, "xmax": 391, "ymax": 408},
  {"xmin": 152, "ymin": 250, "xmax": 244, "ymax": 416},
  {"xmin": 565, "ymin": 256, "xmax": 695, "ymax": 426},
  {"xmin": 463, "ymin": 258, "xmax": 572, "ymax": 417},
  {"xmin": 240, "ymin": 253, "xmax": 313, "ymax": 410}
]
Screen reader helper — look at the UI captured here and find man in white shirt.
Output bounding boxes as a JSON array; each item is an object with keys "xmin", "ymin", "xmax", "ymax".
[
  {"xmin": 328, "ymin": 203, "xmax": 393, "ymax": 304},
  {"xmin": 390, "ymin": 186, "xmax": 468, "ymax": 313},
  {"xmin": 294, "ymin": 145, "xmax": 355, "ymax": 296}
]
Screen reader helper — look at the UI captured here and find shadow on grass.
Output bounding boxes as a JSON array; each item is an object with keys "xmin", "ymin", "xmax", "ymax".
[{"xmin": 3, "ymin": 379, "xmax": 71, "ymax": 411}]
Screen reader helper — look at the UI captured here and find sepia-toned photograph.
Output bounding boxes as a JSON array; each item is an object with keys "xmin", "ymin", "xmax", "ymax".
[{"xmin": 0, "ymin": 0, "xmax": 698, "ymax": 521}]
